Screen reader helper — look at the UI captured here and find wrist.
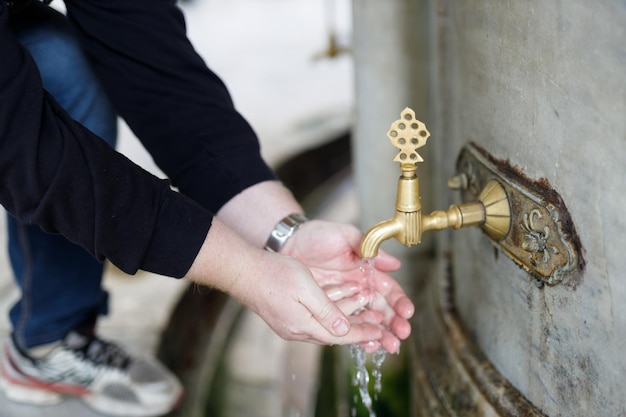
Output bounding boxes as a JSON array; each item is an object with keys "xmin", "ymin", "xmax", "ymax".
[{"xmin": 264, "ymin": 213, "xmax": 309, "ymax": 253}]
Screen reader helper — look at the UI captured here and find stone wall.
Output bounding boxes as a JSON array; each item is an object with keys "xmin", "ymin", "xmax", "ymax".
[
  {"xmin": 353, "ymin": 0, "xmax": 626, "ymax": 415},
  {"xmin": 435, "ymin": 1, "xmax": 625, "ymax": 415}
]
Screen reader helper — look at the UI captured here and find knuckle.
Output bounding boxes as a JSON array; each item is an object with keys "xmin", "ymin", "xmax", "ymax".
[{"xmin": 318, "ymin": 302, "xmax": 335, "ymax": 321}]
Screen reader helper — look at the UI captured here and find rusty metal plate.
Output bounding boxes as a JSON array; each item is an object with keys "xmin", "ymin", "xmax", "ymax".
[{"xmin": 455, "ymin": 144, "xmax": 584, "ymax": 286}]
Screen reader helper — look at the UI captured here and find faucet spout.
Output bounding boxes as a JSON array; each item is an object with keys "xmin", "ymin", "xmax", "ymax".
[
  {"xmin": 360, "ymin": 217, "xmax": 404, "ymax": 259},
  {"xmin": 360, "ymin": 165, "xmax": 422, "ymax": 259}
]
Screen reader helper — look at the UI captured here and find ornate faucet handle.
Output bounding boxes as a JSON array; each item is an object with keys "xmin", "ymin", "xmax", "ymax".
[{"xmin": 387, "ymin": 107, "xmax": 430, "ymax": 166}]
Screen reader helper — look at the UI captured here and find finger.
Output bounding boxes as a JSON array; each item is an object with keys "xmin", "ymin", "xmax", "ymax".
[
  {"xmin": 394, "ymin": 295, "xmax": 415, "ymax": 319},
  {"xmin": 333, "ymin": 323, "xmax": 383, "ymax": 346},
  {"xmin": 358, "ymin": 331, "xmax": 402, "ymax": 354},
  {"xmin": 372, "ymin": 249, "xmax": 402, "ymax": 272},
  {"xmin": 314, "ymin": 274, "xmax": 345, "ymax": 288},
  {"xmin": 388, "ymin": 315, "xmax": 412, "ymax": 340},
  {"xmin": 304, "ymin": 320, "xmax": 384, "ymax": 346},
  {"xmin": 370, "ymin": 273, "xmax": 415, "ymax": 319},
  {"xmin": 379, "ymin": 329, "xmax": 401, "ymax": 354},
  {"xmin": 301, "ymin": 285, "xmax": 353, "ymax": 337},
  {"xmin": 287, "ymin": 316, "xmax": 384, "ymax": 345},
  {"xmin": 365, "ymin": 291, "xmax": 412, "ymax": 341},
  {"xmin": 349, "ymin": 307, "xmax": 384, "ymax": 325},
  {"xmin": 370, "ymin": 289, "xmax": 414, "ymax": 322},
  {"xmin": 367, "ymin": 291, "xmax": 397, "ymax": 323},
  {"xmin": 359, "ymin": 340, "xmax": 381, "ymax": 353},
  {"xmin": 324, "ymin": 282, "xmax": 363, "ymax": 302},
  {"xmin": 334, "ymin": 292, "xmax": 374, "ymax": 317}
]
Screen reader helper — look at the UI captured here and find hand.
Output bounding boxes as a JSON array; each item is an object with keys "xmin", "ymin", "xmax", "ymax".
[
  {"xmin": 236, "ymin": 251, "xmax": 391, "ymax": 345},
  {"xmin": 186, "ymin": 218, "xmax": 385, "ymax": 345},
  {"xmin": 282, "ymin": 220, "xmax": 415, "ymax": 353},
  {"xmin": 213, "ymin": 181, "xmax": 413, "ymax": 349}
]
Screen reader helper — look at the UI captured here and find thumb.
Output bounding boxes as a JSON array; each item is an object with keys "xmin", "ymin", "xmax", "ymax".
[
  {"xmin": 285, "ymin": 254, "xmax": 352, "ymax": 337},
  {"xmin": 307, "ymin": 291, "xmax": 351, "ymax": 337}
]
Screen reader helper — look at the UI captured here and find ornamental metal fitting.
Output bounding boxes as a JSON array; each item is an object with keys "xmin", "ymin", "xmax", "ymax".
[{"xmin": 451, "ymin": 144, "xmax": 584, "ymax": 286}]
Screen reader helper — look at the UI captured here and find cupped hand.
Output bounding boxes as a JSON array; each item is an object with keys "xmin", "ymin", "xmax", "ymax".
[
  {"xmin": 231, "ymin": 250, "xmax": 389, "ymax": 346},
  {"xmin": 187, "ymin": 217, "xmax": 387, "ymax": 347},
  {"xmin": 282, "ymin": 220, "xmax": 415, "ymax": 353}
]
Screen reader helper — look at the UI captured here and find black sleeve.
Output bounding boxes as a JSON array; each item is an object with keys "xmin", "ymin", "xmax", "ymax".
[
  {"xmin": 0, "ymin": 2, "xmax": 212, "ymax": 278},
  {"xmin": 64, "ymin": 0, "xmax": 277, "ymax": 214}
]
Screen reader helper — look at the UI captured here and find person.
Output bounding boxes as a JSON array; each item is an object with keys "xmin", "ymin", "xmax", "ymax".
[{"xmin": 0, "ymin": 1, "xmax": 415, "ymax": 416}]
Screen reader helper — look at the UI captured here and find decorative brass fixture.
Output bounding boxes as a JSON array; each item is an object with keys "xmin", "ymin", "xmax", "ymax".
[
  {"xmin": 359, "ymin": 107, "xmax": 584, "ymax": 286},
  {"xmin": 359, "ymin": 108, "xmax": 511, "ymax": 260}
]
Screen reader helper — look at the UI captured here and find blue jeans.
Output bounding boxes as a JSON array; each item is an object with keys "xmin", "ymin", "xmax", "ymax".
[{"xmin": 7, "ymin": 3, "xmax": 118, "ymax": 349}]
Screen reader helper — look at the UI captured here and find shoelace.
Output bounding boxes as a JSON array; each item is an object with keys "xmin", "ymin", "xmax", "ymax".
[{"xmin": 70, "ymin": 336, "xmax": 131, "ymax": 370}]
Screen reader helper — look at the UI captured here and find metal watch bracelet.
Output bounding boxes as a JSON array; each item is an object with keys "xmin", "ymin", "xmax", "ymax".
[{"xmin": 264, "ymin": 213, "xmax": 309, "ymax": 253}]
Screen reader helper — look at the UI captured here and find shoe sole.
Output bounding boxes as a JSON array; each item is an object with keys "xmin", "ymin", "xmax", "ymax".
[{"xmin": 0, "ymin": 356, "xmax": 64, "ymax": 405}]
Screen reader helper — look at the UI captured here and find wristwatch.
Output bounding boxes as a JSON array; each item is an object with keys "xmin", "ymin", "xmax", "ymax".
[{"xmin": 264, "ymin": 213, "xmax": 309, "ymax": 253}]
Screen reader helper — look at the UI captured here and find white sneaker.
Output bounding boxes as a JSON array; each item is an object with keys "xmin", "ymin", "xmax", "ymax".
[{"xmin": 0, "ymin": 332, "xmax": 183, "ymax": 416}]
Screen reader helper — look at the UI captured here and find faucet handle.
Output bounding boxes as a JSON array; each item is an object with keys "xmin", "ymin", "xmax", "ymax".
[{"xmin": 387, "ymin": 107, "xmax": 430, "ymax": 167}]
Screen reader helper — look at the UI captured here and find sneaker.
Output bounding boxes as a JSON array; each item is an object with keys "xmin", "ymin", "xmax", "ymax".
[{"xmin": 0, "ymin": 332, "xmax": 183, "ymax": 416}]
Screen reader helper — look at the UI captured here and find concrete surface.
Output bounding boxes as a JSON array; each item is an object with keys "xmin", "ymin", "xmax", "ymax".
[{"xmin": 423, "ymin": 2, "xmax": 625, "ymax": 416}]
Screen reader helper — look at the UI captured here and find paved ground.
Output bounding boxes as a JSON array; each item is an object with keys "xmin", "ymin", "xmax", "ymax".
[{"xmin": 0, "ymin": 1, "xmax": 354, "ymax": 415}]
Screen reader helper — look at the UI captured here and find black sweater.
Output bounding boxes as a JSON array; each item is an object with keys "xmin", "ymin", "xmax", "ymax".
[{"xmin": 0, "ymin": 0, "xmax": 276, "ymax": 277}]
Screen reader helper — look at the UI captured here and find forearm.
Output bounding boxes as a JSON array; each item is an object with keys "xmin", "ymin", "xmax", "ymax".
[
  {"xmin": 185, "ymin": 217, "xmax": 257, "ymax": 292},
  {"xmin": 0, "ymin": 6, "xmax": 212, "ymax": 276},
  {"xmin": 216, "ymin": 180, "xmax": 304, "ymax": 249}
]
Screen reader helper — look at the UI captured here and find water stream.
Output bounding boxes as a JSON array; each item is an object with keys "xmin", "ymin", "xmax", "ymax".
[{"xmin": 348, "ymin": 259, "xmax": 389, "ymax": 417}]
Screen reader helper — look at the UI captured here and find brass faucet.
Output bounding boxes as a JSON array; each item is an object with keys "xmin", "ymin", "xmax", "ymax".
[{"xmin": 359, "ymin": 108, "xmax": 511, "ymax": 259}]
